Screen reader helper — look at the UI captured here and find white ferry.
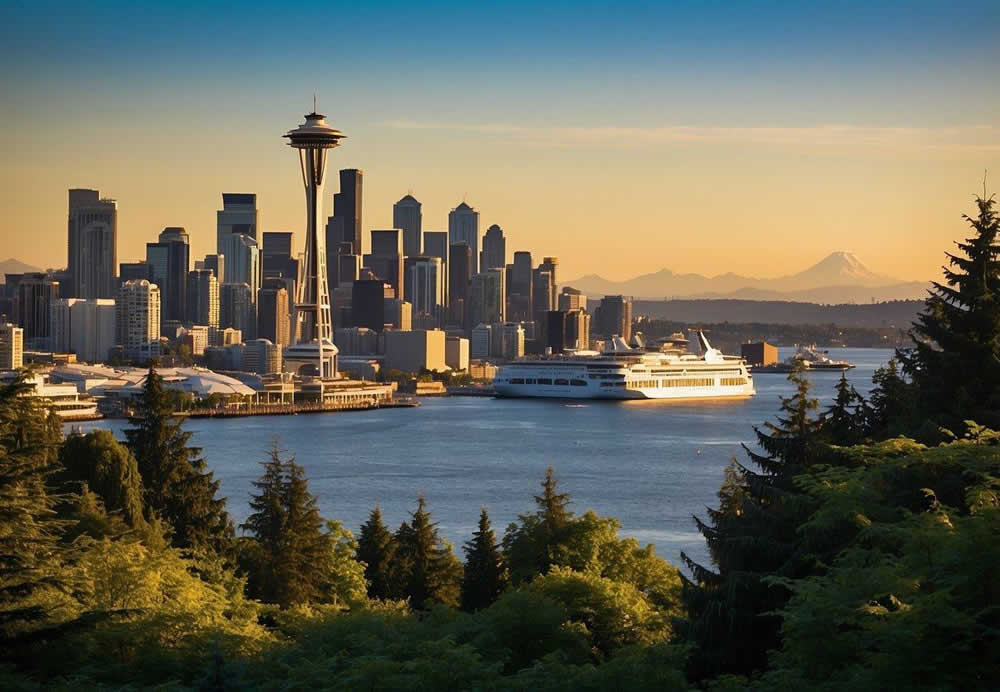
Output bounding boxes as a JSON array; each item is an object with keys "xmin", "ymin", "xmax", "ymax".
[{"xmin": 493, "ymin": 332, "xmax": 755, "ymax": 401}]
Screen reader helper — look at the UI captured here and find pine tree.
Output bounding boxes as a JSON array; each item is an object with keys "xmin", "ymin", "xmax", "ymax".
[
  {"xmin": 57, "ymin": 430, "xmax": 145, "ymax": 529},
  {"xmin": 394, "ymin": 496, "xmax": 462, "ymax": 609},
  {"xmin": 357, "ymin": 506, "xmax": 397, "ymax": 600},
  {"xmin": 868, "ymin": 358, "xmax": 916, "ymax": 437},
  {"xmin": 0, "ymin": 374, "xmax": 68, "ymax": 644},
  {"xmin": 822, "ymin": 372, "xmax": 867, "ymax": 445},
  {"xmin": 503, "ymin": 466, "xmax": 575, "ymax": 584},
  {"xmin": 901, "ymin": 193, "xmax": 1000, "ymax": 427},
  {"xmin": 461, "ymin": 508, "xmax": 508, "ymax": 612},
  {"xmin": 239, "ymin": 443, "xmax": 286, "ymax": 604},
  {"xmin": 125, "ymin": 365, "xmax": 233, "ymax": 555},
  {"xmin": 680, "ymin": 365, "xmax": 827, "ymax": 679}
]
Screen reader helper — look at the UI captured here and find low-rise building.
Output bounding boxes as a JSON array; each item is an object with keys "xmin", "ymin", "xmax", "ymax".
[
  {"xmin": 383, "ymin": 329, "xmax": 447, "ymax": 374},
  {"xmin": 445, "ymin": 336, "xmax": 469, "ymax": 372},
  {"xmin": 0, "ymin": 323, "xmax": 24, "ymax": 369}
]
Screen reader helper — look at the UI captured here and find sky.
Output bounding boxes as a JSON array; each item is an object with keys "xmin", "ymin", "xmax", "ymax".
[{"xmin": 1, "ymin": 0, "xmax": 998, "ymax": 282}]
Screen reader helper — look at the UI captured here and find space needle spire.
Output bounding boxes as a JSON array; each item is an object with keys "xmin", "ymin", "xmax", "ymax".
[{"xmin": 283, "ymin": 106, "xmax": 345, "ymax": 378}]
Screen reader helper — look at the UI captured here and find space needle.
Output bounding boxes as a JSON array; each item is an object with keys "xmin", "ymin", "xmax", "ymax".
[{"xmin": 282, "ymin": 104, "xmax": 345, "ymax": 378}]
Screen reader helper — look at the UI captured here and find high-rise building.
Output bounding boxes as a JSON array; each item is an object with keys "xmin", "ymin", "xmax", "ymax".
[
  {"xmin": 448, "ymin": 202, "xmax": 480, "ymax": 275},
  {"xmin": 445, "ymin": 336, "xmax": 469, "ymax": 372},
  {"xmin": 468, "ymin": 269, "xmax": 505, "ymax": 328},
  {"xmin": 558, "ymin": 286, "xmax": 586, "ymax": 312},
  {"xmin": 119, "ymin": 262, "xmax": 153, "ymax": 284},
  {"xmin": 116, "ymin": 280, "xmax": 160, "ymax": 362},
  {"xmin": 220, "ymin": 233, "xmax": 260, "ymax": 338},
  {"xmin": 384, "ymin": 299, "xmax": 412, "ymax": 331},
  {"xmin": 336, "ymin": 243, "xmax": 360, "ymax": 287},
  {"xmin": 50, "ymin": 298, "xmax": 115, "ymax": 362},
  {"xmin": 220, "ymin": 283, "xmax": 254, "ymax": 339},
  {"xmin": 595, "ymin": 295, "xmax": 632, "ymax": 341},
  {"xmin": 448, "ymin": 242, "xmax": 472, "ymax": 326},
  {"xmin": 201, "ymin": 254, "xmax": 225, "ymax": 283},
  {"xmin": 68, "ymin": 189, "xmax": 117, "ymax": 299},
  {"xmin": 216, "ymin": 193, "xmax": 259, "ymax": 253},
  {"xmin": 405, "ymin": 256, "xmax": 445, "ymax": 322},
  {"xmin": 363, "ymin": 230, "xmax": 404, "ymax": 299},
  {"xmin": 0, "ymin": 323, "xmax": 24, "ymax": 369},
  {"xmin": 480, "ymin": 224, "xmax": 506, "ymax": 272},
  {"xmin": 257, "ymin": 280, "xmax": 290, "ymax": 348},
  {"xmin": 423, "ymin": 231, "xmax": 448, "ymax": 265},
  {"xmin": 145, "ymin": 227, "xmax": 189, "ymax": 323},
  {"xmin": 532, "ymin": 268, "xmax": 554, "ymax": 321},
  {"xmin": 470, "ymin": 323, "xmax": 492, "ymax": 359},
  {"xmin": 508, "ymin": 251, "xmax": 534, "ymax": 322},
  {"xmin": 242, "ymin": 339, "xmax": 282, "ymax": 374},
  {"xmin": 393, "ymin": 194, "xmax": 423, "ymax": 257},
  {"xmin": 183, "ymin": 325, "xmax": 210, "ymax": 356},
  {"xmin": 262, "ymin": 232, "xmax": 298, "ymax": 285},
  {"xmin": 501, "ymin": 322, "xmax": 525, "ymax": 360},
  {"xmin": 186, "ymin": 269, "xmax": 219, "ymax": 328},
  {"xmin": 351, "ymin": 279, "xmax": 392, "ymax": 332},
  {"xmin": 14, "ymin": 273, "xmax": 59, "ymax": 346},
  {"xmin": 539, "ymin": 257, "xmax": 559, "ymax": 307},
  {"xmin": 333, "ymin": 169, "xmax": 363, "ymax": 254}
]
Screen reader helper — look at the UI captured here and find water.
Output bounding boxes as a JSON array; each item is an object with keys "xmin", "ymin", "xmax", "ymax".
[{"xmin": 71, "ymin": 347, "xmax": 894, "ymax": 569}]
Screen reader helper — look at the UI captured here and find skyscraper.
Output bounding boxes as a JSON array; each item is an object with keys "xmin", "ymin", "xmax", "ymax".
[
  {"xmin": 257, "ymin": 279, "xmax": 290, "ymax": 347},
  {"xmin": 393, "ymin": 194, "xmax": 422, "ymax": 257},
  {"xmin": 68, "ymin": 189, "xmax": 117, "ymax": 299},
  {"xmin": 119, "ymin": 262, "xmax": 153, "ymax": 284},
  {"xmin": 333, "ymin": 169, "xmax": 363, "ymax": 254},
  {"xmin": 283, "ymin": 110, "xmax": 345, "ymax": 378},
  {"xmin": 364, "ymin": 230, "xmax": 404, "ymax": 299},
  {"xmin": 50, "ymin": 298, "xmax": 116, "ymax": 362},
  {"xmin": 468, "ymin": 269, "xmax": 505, "ymax": 328},
  {"xmin": 186, "ymin": 269, "xmax": 219, "ymax": 327},
  {"xmin": 145, "ymin": 227, "xmax": 189, "ymax": 323},
  {"xmin": 216, "ymin": 193, "xmax": 259, "ymax": 253},
  {"xmin": 480, "ymin": 224, "xmax": 506, "ymax": 271},
  {"xmin": 405, "ymin": 256, "xmax": 445, "ymax": 322},
  {"xmin": 351, "ymin": 279, "xmax": 392, "ymax": 332},
  {"xmin": 558, "ymin": 286, "xmax": 586, "ymax": 312},
  {"xmin": 14, "ymin": 273, "xmax": 59, "ymax": 346},
  {"xmin": 116, "ymin": 280, "xmax": 160, "ymax": 362},
  {"xmin": 448, "ymin": 242, "xmax": 472, "ymax": 327},
  {"xmin": 595, "ymin": 295, "xmax": 632, "ymax": 341},
  {"xmin": 220, "ymin": 283, "xmax": 254, "ymax": 337},
  {"xmin": 509, "ymin": 251, "xmax": 534, "ymax": 322},
  {"xmin": 539, "ymin": 257, "xmax": 559, "ymax": 308},
  {"xmin": 448, "ymin": 202, "xmax": 480, "ymax": 275},
  {"xmin": 532, "ymin": 268, "xmax": 554, "ymax": 321},
  {"xmin": 220, "ymin": 232, "xmax": 260, "ymax": 311}
]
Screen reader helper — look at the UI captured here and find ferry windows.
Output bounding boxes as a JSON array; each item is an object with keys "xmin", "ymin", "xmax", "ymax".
[
  {"xmin": 538, "ymin": 378, "xmax": 552, "ymax": 385},
  {"xmin": 721, "ymin": 377, "xmax": 745, "ymax": 387},
  {"xmin": 511, "ymin": 378, "xmax": 525, "ymax": 384},
  {"xmin": 555, "ymin": 379, "xmax": 569, "ymax": 386},
  {"xmin": 570, "ymin": 379, "xmax": 587, "ymax": 386}
]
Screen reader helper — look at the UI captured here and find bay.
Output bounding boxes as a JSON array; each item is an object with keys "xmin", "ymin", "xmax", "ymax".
[{"xmin": 71, "ymin": 347, "xmax": 894, "ymax": 569}]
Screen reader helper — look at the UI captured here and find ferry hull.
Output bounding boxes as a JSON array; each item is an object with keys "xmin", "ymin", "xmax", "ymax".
[{"xmin": 493, "ymin": 382, "xmax": 755, "ymax": 400}]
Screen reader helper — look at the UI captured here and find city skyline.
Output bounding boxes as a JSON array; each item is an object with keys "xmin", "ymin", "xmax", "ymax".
[{"xmin": 3, "ymin": 1, "xmax": 999, "ymax": 282}]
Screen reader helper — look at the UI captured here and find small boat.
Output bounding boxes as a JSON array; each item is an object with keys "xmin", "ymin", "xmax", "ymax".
[{"xmin": 753, "ymin": 345, "xmax": 854, "ymax": 373}]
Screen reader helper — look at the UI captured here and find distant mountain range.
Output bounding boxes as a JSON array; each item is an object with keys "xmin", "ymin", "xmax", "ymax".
[
  {"xmin": 565, "ymin": 252, "xmax": 929, "ymax": 303},
  {"xmin": 0, "ymin": 258, "xmax": 42, "ymax": 280}
]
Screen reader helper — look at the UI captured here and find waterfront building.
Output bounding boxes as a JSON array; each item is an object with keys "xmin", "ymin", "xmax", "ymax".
[
  {"xmin": 448, "ymin": 242, "xmax": 472, "ymax": 326},
  {"xmin": 501, "ymin": 322, "xmax": 525, "ymax": 360},
  {"xmin": 595, "ymin": 294, "xmax": 632, "ymax": 341},
  {"xmin": 558, "ymin": 286, "xmax": 586, "ymax": 312},
  {"xmin": 68, "ymin": 189, "xmax": 117, "ymax": 299},
  {"xmin": 219, "ymin": 283, "xmax": 254, "ymax": 338},
  {"xmin": 0, "ymin": 323, "xmax": 24, "ymax": 369},
  {"xmin": 116, "ymin": 280, "xmax": 160, "ymax": 362},
  {"xmin": 50, "ymin": 298, "xmax": 116, "ymax": 363},
  {"xmin": 468, "ymin": 269, "xmax": 505, "ymax": 328},
  {"xmin": 445, "ymin": 335, "xmax": 469, "ymax": 372},
  {"xmin": 384, "ymin": 329, "xmax": 446, "ymax": 374},
  {"xmin": 470, "ymin": 323, "xmax": 492, "ymax": 360},
  {"xmin": 334, "ymin": 327, "xmax": 378, "ymax": 356},
  {"xmin": 242, "ymin": 338, "xmax": 282, "ymax": 374},
  {"xmin": 216, "ymin": 193, "xmax": 259, "ymax": 253},
  {"xmin": 186, "ymin": 269, "xmax": 219, "ymax": 328},
  {"xmin": 480, "ymin": 224, "xmax": 506, "ymax": 272},
  {"xmin": 394, "ymin": 194, "xmax": 422, "ymax": 257},
  {"xmin": 146, "ymin": 227, "xmax": 189, "ymax": 323},
  {"xmin": 14, "ymin": 273, "xmax": 59, "ymax": 347},
  {"xmin": 257, "ymin": 280, "xmax": 290, "ymax": 347},
  {"xmin": 448, "ymin": 201, "xmax": 480, "ymax": 275}
]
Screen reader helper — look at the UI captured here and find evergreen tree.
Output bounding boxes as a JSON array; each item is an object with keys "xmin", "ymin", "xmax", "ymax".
[
  {"xmin": 57, "ymin": 430, "xmax": 145, "ymax": 528},
  {"xmin": 240, "ymin": 443, "xmax": 333, "ymax": 608},
  {"xmin": 357, "ymin": 506, "xmax": 397, "ymax": 600},
  {"xmin": 503, "ymin": 466, "xmax": 574, "ymax": 584},
  {"xmin": 0, "ymin": 374, "xmax": 67, "ymax": 643},
  {"xmin": 868, "ymin": 358, "xmax": 917, "ymax": 438},
  {"xmin": 822, "ymin": 372, "xmax": 867, "ymax": 445},
  {"xmin": 680, "ymin": 365, "xmax": 826, "ymax": 679},
  {"xmin": 901, "ymin": 193, "xmax": 1000, "ymax": 427},
  {"xmin": 461, "ymin": 508, "xmax": 508, "ymax": 612},
  {"xmin": 124, "ymin": 365, "xmax": 233, "ymax": 555},
  {"xmin": 394, "ymin": 496, "xmax": 462, "ymax": 609}
]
